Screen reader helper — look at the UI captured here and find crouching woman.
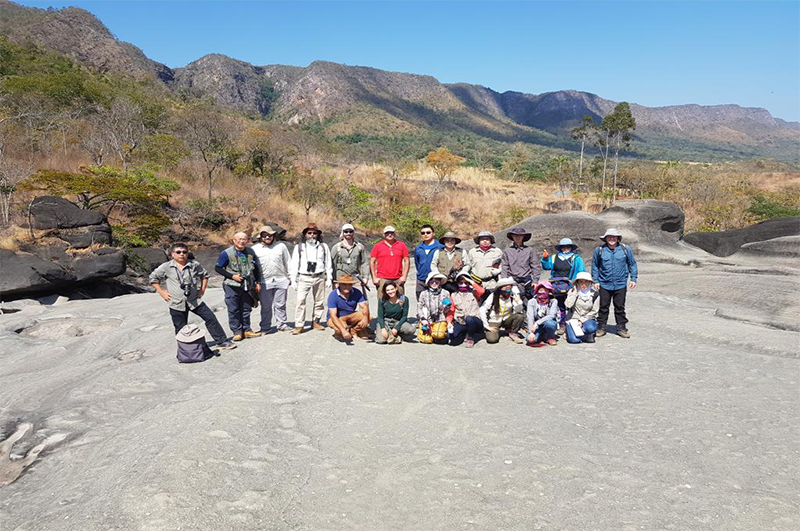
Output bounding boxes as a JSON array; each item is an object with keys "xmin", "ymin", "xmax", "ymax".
[
  {"xmin": 376, "ymin": 281, "xmax": 415, "ymax": 344},
  {"xmin": 447, "ymin": 271, "xmax": 486, "ymax": 348},
  {"xmin": 564, "ymin": 272, "xmax": 599, "ymax": 343},
  {"xmin": 480, "ymin": 278, "xmax": 525, "ymax": 344},
  {"xmin": 526, "ymin": 282, "xmax": 559, "ymax": 346},
  {"xmin": 417, "ymin": 272, "xmax": 452, "ymax": 344}
]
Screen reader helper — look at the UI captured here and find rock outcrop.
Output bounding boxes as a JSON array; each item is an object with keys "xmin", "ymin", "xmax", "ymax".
[
  {"xmin": 0, "ymin": 249, "xmax": 77, "ymax": 297},
  {"xmin": 684, "ymin": 217, "xmax": 800, "ymax": 257},
  {"xmin": 600, "ymin": 200, "xmax": 684, "ymax": 244},
  {"xmin": 30, "ymin": 196, "xmax": 113, "ymax": 248}
]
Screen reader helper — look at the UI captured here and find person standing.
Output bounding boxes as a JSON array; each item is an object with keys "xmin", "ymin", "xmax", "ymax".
[
  {"xmin": 591, "ymin": 228, "xmax": 638, "ymax": 338},
  {"xmin": 326, "ymin": 274, "xmax": 371, "ymax": 342},
  {"xmin": 466, "ymin": 231, "xmax": 503, "ymax": 291},
  {"xmin": 150, "ymin": 243, "xmax": 236, "ymax": 350},
  {"xmin": 501, "ymin": 227, "xmax": 542, "ymax": 303},
  {"xmin": 215, "ymin": 232, "xmax": 262, "ymax": 341},
  {"xmin": 252, "ymin": 226, "xmax": 292, "ymax": 333},
  {"xmin": 370, "ymin": 225, "xmax": 410, "ymax": 295},
  {"xmin": 413, "ymin": 224, "xmax": 443, "ymax": 300},
  {"xmin": 290, "ymin": 223, "xmax": 333, "ymax": 335},
  {"xmin": 331, "ymin": 223, "xmax": 369, "ymax": 286}
]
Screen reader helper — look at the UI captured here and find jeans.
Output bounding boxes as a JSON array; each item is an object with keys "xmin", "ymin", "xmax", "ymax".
[
  {"xmin": 566, "ymin": 319, "xmax": 598, "ymax": 343},
  {"xmin": 449, "ymin": 316, "xmax": 483, "ymax": 346},
  {"xmin": 258, "ymin": 283, "xmax": 289, "ymax": 331},
  {"xmin": 223, "ymin": 284, "xmax": 253, "ymax": 334},
  {"xmin": 529, "ymin": 319, "xmax": 558, "ymax": 343},
  {"xmin": 169, "ymin": 302, "xmax": 228, "ymax": 343},
  {"xmin": 598, "ymin": 287, "xmax": 628, "ymax": 330},
  {"xmin": 554, "ymin": 293, "xmax": 568, "ymax": 326},
  {"xmin": 485, "ymin": 313, "xmax": 525, "ymax": 344}
]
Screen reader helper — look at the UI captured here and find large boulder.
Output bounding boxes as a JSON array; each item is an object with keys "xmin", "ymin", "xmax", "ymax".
[
  {"xmin": 30, "ymin": 196, "xmax": 106, "ymax": 229},
  {"xmin": 684, "ymin": 217, "xmax": 800, "ymax": 257},
  {"xmin": 736, "ymin": 235, "xmax": 800, "ymax": 259},
  {"xmin": 599, "ymin": 199, "xmax": 684, "ymax": 243},
  {"xmin": 129, "ymin": 247, "xmax": 168, "ymax": 272},
  {"xmin": 72, "ymin": 249, "xmax": 126, "ymax": 282},
  {"xmin": 57, "ymin": 224, "xmax": 113, "ymax": 248},
  {"xmin": 483, "ymin": 211, "xmax": 608, "ymax": 255},
  {"xmin": 0, "ymin": 249, "xmax": 77, "ymax": 297}
]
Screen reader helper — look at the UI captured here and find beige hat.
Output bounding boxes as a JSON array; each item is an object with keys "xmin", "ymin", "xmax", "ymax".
[
  {"xmin": 176, "ymin": 324, "xmax": 205, "ymax": 343},
  {"xmin": 495, "ymin": 277, "xmax": 517, "ymax": 288},
  {"xmin": 258, "ymin": 225, "xmax": 277, "ymax": 236},
  {"xmin": 425, "ymin": 271, "xmax": 447, "ymax": 286},
  {"xmin": 439, "ymin": 231, "xmax": 462, "ymax": 245},
  {"xmin": 572, "ymin": 272, "xmax": 593, "ymax": 283},
  {"xmin": 383, "ymin": 225, "xmax": 397, "ymax": 234}
]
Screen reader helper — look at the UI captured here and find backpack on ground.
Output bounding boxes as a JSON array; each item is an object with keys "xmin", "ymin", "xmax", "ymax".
[{"xmin": 176, "ymin": 324, "xmax": 217, "ymax": 363}]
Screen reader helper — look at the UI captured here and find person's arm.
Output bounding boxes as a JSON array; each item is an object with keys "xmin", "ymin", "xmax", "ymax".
[
  {"xmin": 413, "ymin": 245, "xmax": 422, "ymax": 272},
  {"xmin": 430, "ymin": 249, "xmax": 442, "ymax": 275},
  {"xmin": 396, "ymin": 298, "xmax": 409, "ymax": 330},
  {"xmin": 359, "ymin": 244, "xmax": 369, "ymax": 278},
  {"xmin": 149, "ymin": 263, "xmax": 171, "ymax": 302},
  {"xmin": 250, "ymin": 250, "xmax": 262, "ymax": 282},
  {"xmin": 587, "ymin": 293, "xmax": 600, "ymax": 321},
  {"xmin": 281, "ymin": 244, "xmax": 292, "ymax": 285},
  {"xmin": 214, "ymin": 251, "xmax": 235, "ymax": 280},
  {"xmin": 369, "ymin": 246, "xmax": 379, "ymax": 285},
  {"xmin": 574, "ymin": 255, "xmax": 586, "ymax": 276},
  {"xmin": 530, "ymin": 248, "xmax": 542, "ymax": 283},
  {"xmin": 627, "ymin": 246, "xmax": 638, "ymax": 288},
  {"xmin": 289, "ymin": 246, "xmax": 299, "ymax": 285},
  {"xmin": 526, "ymin": 299, "xmax": 536, "ymax": 331},
  {"xmin": 540, "ymin": 253, "xmax": 553, "ymax": 271},
  {"xmin": 324, "ymin": 244, "xmax": 333, "ymax": 287},
  {"xmin": 328, "ymin": 307, "xmax": 349, "ymax": 338},
  {"xmin": 564, "ymin": 287, "xmax": 578, "ymax": 309},
  {"xmin": 480, "ymin": 296, "xmax": 492, "ymax": 331},
  {"xmin": 199, "ymin": 277, "xmax": 209, "ymax": 298},
  {"xmin": 541, "ymin": 299, "xmax": 559, "ymax": 324},
  {"xmin": 501, "ymin": 249, "xmax": 511, "ymax": 278},
  {"xmin": 591, "ymin": 247, "xmax": 601, "ymax": 289},
  {"xmin": 377, "ymin": 300, "xmax": 387, "ymax": 330},
  {"xmin": 399, "ymin": 247, "xmax": 409, "ymax": 285}
]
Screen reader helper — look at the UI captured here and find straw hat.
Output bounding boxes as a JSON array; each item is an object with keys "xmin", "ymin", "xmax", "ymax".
[{"xmin": 336, "ymin": 274, "xmax": 356, "ymax": 285}]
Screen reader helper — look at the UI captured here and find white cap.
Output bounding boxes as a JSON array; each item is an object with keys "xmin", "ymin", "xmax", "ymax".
[
  {"xmin": 383, "ymin": 225, "xmax": 396, "ymax": 234},
  {"xmin": 340, "ymin": 223, "xmax": 355, "ymax": 238}
]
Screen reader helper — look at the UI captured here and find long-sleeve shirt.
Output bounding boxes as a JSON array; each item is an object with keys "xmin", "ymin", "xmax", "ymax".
[
  {"xmin": 480, "ymin": 291, "xmax": 524, "ymax": 330},
  {"xmin": 290, "ymin": 242, "xmax": 333, "ymax": 284},
  {"xmin": 526, "ymin": 298, "xmax": 559, "ymax": 331},
  {"xmin": 448, "ymin": 289, "xmax": 483, "ymax": 325},
  {"xmin": 149, "ymin": 259, "xmax": 208, "ymax": 311},
  {"xmin": 540, "ymin": 253, "xmax": 586, "ymax": 280},
  {"xmin": 414, "ymin": 241, "xmax": 444, "ymax": 281},
  {"xmin": 501, "ymin": 244, "xmax": 541, "ymax": 282},
  {"xmin": 565, "ymin": 288, "xmax": 600, "ymax": 323},
  {"xmin": 377, "ymin": 297, "xmax": 410, "ymax": 330},
  {"xmin": 252, "ymin": 242, "xmax": 291, "ymax": 285},
  {"xmin": 591, "ymin": 244, "xmax": 638, "ymax": 290},
  {"xmin": 466, "ymin": 247, "xmax": 503, "ymax": 282},
  {"xmin": 417, "ymin": 289, "xmax": 451, "ymax": 322},
  {"xmin": 331, "ymin": 240, "xmax": 369, "ymax": 280}
]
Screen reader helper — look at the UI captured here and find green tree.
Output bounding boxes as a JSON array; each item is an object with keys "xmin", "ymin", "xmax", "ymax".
[
  {"xmin": 602, "ymin": 102, "xmax": 636, "ymax": 202},
  {"xmin": 137, "ymin": 134, "xmax": 190, "ymax": 170},
  {"xmin": 424, "ymin": 146, "xmax": 464, "ymax": 185},
  {"xmin": 548, "ymin": 155, "xmax": 573, "ymax": 197}
]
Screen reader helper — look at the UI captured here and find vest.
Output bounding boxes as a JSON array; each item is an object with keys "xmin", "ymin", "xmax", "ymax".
[
  {"xmin": 436, "ymin": 248, "xmax": 464, "ymax": 277},
  {"xmin": 223, "ymin": 246, "xmax": 255, "ymax": 287},
  {"xmin": 552, "ymin": 254, "xmax": 575, "ymax": 279}
]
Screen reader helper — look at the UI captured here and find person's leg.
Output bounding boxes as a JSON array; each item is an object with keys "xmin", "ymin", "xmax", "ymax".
[
  {"xmin": 555, "ymin": 294, "xmax": 568, "ymax": 327},
  {"xmin": 449, "ymin": 321, "xmax": 467, "ymax": 346},
  {"xmin": 485, "ymin": 327, "xmax": 500, "ymax": 344},
  {"xmin": 223, "ymin": 285, "xmax": 243, "ymax": 335},
  {"xmin": 259, "ymin": 286, "xmax": 275, "ymax": 332},
  {"xmin": 565, "ymin": 321, "xmax": 581, "ymax": 344},
  {"xmin": 311, "ymin": 278, "xmax": 326, "ymax": 324},
  {"xmin": 540, "ymin": 319, "xmax": 558, "ymax": 341},
  {"xmin": 273, "ymin": 287, "xmax": 289, "ymax": 329},
  {"xmin": 399, "ymin": 322, "xmax": 416, "ymax": 338},
  {"xmin": 582, "ymin": 319, "xmax": 598, "ymax": 342},
  {"xmin": 192, "ymin": 303, "xmax": 228, "ymax": 343},
  {"xmin": 597, "ymin": 287, "xmax": 612, "ymax": 332},
  {"xmin": 345, "ymin": 312, "xmax": 369, "ymax": 337},
  {"xmin": 506, "ymin": 313, "xmax": 524, "ymax": 334},
  {"xmin": 241, "ymin": 290, "xmax": 253, "ymax": 332},
  {"xmin": 612, "ymin": 288, "xmax": 628, "ymax": 329},
  {"xmin": 169, "ymin": 308, "xmax": 189, "ymax": 334},
  {"xmin": 294, "ymin": 277, "xmax": 312, "ymax": 328},
  {"xmin": 415, "ymin": 279, "xmax": 426, "ymax": 302},
  {"xmin": 375, "ymin": 324, "xmax": 388, "ymax": 344}
]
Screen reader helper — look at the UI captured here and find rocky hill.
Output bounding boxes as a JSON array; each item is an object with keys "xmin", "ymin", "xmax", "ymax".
[{"xmin": 2, "ymin": 0, "xmax": 798, "ymax": 161}]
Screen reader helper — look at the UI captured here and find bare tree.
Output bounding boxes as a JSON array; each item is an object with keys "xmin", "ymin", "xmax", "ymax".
[
  {"xmin": 102, "ymin": 98, "xmax": 145, "ymax": 170},
  {"xmin": 180, "ymin": 105, "xmax": 236, "ymax": 201},
  {"xmin": 79, "ymin": 113, "xmax": 111, "ymax": 166}
]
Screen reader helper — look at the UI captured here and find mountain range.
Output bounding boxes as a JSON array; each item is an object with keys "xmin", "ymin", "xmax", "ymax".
[{"xmin": 2, "ymin": 0, "xmax": 798, "ymax": 163}]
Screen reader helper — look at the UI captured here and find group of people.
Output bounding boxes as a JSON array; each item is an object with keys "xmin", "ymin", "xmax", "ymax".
[{"xmin": 149, "ymin": 222, "xmax": 638, "ymax": 352}]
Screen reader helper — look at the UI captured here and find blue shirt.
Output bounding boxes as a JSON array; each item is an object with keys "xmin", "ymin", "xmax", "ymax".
[
  {"xmin": 591, "ymin": 244, "xmax": 638, "ymax": 290},
  {"xmin": 414, "ymin": 241, "xmax": 444, "ymax": 281},
  {"xmin": 326, "ymin": 287, "xmax": 366, "ymax": 318}
]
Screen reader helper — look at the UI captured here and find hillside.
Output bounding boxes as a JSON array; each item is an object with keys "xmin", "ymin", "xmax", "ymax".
[{"xmin": 1, "ymin": 0, "xmax": 798, "ymax": 163}]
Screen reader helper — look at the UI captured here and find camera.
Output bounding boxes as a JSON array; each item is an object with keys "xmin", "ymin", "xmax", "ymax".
[
  {"xmin": 306, "ymin": 261, "xmax": 317, "ymax": 273},
  {"xmin": 180, "ymin": 281, "xmax": 193, "ymax": 298}
]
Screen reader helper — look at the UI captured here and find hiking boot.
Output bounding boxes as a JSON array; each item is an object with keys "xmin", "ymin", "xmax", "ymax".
[
  {"xmin": 556, "ymin": 326, "xmax": 566, "ymax": 336},
  {"xmin": 217, "ymin": 341, "xmax": 237, "ymax": 351},
  {"xmin": 595, "ymin": 328, "xmax": 607, "ymax": 338},
  {"xmin": 547, "ymin": 338, "xmax": 558, "ymax": 346},
  {"xmin": 292, "ymin": 327, "xmax": 304, "ymax": 335},
  {"xmin": 244, "ymin": 331, "xmax": 262, "ymax": 339},
  {"xmin": 508, "ymin": 332, "xmax": 524, "ymax": 344},
  {"xmin": 312, "ymin": 321, "xmax": 326, "ymax": 331},
  {"xmin": 465, "ymin": 336, "xmax": 475, "ymax": 348},
  {"xmin": 617, "ymin": 329, "xmax": 631, "ymax": 339},
  {"xmin": 232, "ymin": 333, "xmax": 244, "ymax": 342}
]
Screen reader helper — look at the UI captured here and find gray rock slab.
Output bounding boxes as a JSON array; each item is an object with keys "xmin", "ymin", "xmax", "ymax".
[{"xmin": 30, "ymin": 196, "xmax": 106, "ymax": 229}]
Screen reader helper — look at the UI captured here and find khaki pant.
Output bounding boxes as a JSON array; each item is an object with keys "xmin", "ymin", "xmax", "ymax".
[
  {"xmin": 295, "ymin": 274, "xmax": 326, "ymax": 327},
  {"xmin": 485, "ymin": 313, "xmax": 524, "ymax": 344},
  {"xmin": 328, "ymin": 311, "xmax": 370, "ymax": 338}
]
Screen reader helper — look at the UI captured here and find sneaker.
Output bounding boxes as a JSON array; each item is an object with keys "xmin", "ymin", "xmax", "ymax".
[
  {"xmin": 244, "ymin": 331, "xmax": 262, "ymax": 339},
  {"xmin": 278, "ymin": 325, "xmax": 293, "ymax": 332},
  {"xmin": 617, "ymin": 329, "xmax": 631, "ymax": 339},
  {"xmin": 547, "ymin": 338, "xmax": 558, "ymax": 346},
  {"xmin": 312, "ymin": 321, "xmax": 326, "ymax": 331},
  {"xmin": 465, "ymin": 336, "xmax": 475, "ymax": 348},
  {"xmin": 292, "ymin": 327, "xmax": 304, "ymax": 335},
  {"xmin": 595, "ymin": 328, "xmax": 607, "ymax": 338},
  {"xmin": 232, "ymin": 333, "xmax": 244, "ymax": 342},
  {"xmin": 508, "ymin": 332, "xmax": 524, "ymax": 344},
  {"xmin": 217, "ymin": 341, "xmax": 237, "ymax": 351}
]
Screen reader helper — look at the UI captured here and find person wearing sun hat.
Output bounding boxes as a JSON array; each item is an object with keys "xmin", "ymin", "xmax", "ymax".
[
  {"xmin": 591, "ymin": 228, "xmax": 638, "ymax": 338},
  {"xmin": 416, "ymin": 272, "xmax": 452, "ymax": 344},
  {"xmin": 466, "ymin": 231, "xmax": 503, "ymax": 291},
  {"xmin": 290, "ymin": 223, "xmax": 333, "ymax": 334},
  {"xmin": 525, "ymin": 281, "xmax": 560, "ymax": 346},
  {"xmin": 431, "ymin": 231, "xmax": 465, "ymax": 293},
  {"xmin": 564, "ymin": 271, "xmax": 600, "ymax": 344},
  {"xmin": 501, "ymin": 226, "xmax": 542, "ymax": 303},
  {"xmin": 326, "ymin": 274, "xmax": 370, "ymax": 342},
  {"xmin": 370, "ymin": 225, "xmax": 410, "ymax": 295},
  {"xmin": 446, "ymin": 270, "xmax": 486, "ymax": 348},
  {"xmin": 252, "ymin": 225, "xmax": 292, "ymax": 333},
  {"xmin": 541, "ymin": 237, "xmax": 587, "ymax": 335},
  {"xmin": 331, "ymin": 223, "xmax": 369, "ymax": 284},
  {"xmin": 480, "ymin": 277, "xmax": 525, "ymax": 344}
]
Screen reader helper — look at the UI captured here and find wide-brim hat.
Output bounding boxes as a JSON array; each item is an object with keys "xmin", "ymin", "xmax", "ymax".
[
  {"xmin": 456, "ymin": 269, "xmax": 472, "ymax": 281},
  {"xmin": 507, "ymin": 227, "xmax": 531, "ymax": 242},
  {"xmin": 473, "ymin": 231, "xmax": 495, "ymax": 245},
  {"xmin": 258, "ymin": 225, "xmax": 277, "ymax": 236},
  {"xmin": 555, "ymin": 237, "xmax": 578, "ymax": 251},
  {"xmin": 495, "ymin": 277, "xmax": 517, "ymax": 289},
  {"xmin": 336, "ymin": 274, "xmax": 356, "ymax": 285},
  {"xmin": 425, "ymin": 272, "xmax": 447, "ymax": 286},
  {"xmin": 601, "ymin": 228, "xmax": 622, "ymax": 241},
  {"xmin": 572, "ymin": 272, "xmax": 593, "ymax": 283},
  {"xmin": 303, "ymin": 223, "xmax": 322, "ymax": 236},
  {"xmin": 534, "ymin": 281, "xmax": 554, "ymax": 293},
  {"xmin": 176, "ymin": 324, "xmax": 205, "ymax": 343},
  {"xmin": 439, "ymin": 231, "xmax": 461, "ymax": 245}
]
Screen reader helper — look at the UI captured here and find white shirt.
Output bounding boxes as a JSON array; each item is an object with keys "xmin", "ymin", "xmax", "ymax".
[
  {"xmin": 290, "ymin": 241, "xmax": 333, "ymax": 283},
  {"xmin": 252, "ymin": 241, "xmax": 291, "ymax": 286}
]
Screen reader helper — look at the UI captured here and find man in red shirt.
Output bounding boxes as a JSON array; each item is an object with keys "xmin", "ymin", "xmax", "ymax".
[{"xmin": 370, "ymin": 225, "xmax": 410, "ymax": 295}]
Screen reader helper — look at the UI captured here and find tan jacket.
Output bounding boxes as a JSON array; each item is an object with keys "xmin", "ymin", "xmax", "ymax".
[{"xmin": 565, "ymin": 288, "xmax": 600, "ymax": 323}]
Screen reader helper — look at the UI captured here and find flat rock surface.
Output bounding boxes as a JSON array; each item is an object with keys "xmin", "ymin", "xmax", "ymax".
[{"xmin": 0, "ymin": 251, "xmax": 798, "ymax": 530}]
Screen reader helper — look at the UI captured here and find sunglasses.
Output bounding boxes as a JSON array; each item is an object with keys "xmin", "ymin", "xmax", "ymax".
[
  {"xmin": 420, "ymin": 230, "xmax": 432, "ymax": 235},
  {"xmin": 173, "ymin": 250, "xmax": 188, "ymax": 255},
  {"xmin": 343, "ymin": 229, "xmax": 354, "ymax": 233}
]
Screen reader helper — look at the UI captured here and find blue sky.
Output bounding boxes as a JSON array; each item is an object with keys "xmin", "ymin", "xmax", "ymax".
[{"xmin": 17, "ymin": 1, "xmax": 800, "ymax": 121}]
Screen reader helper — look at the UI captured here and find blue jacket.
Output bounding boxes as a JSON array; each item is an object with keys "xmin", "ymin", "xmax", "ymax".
[
  {"xmin": 414, "ymin": 241, "xmax": 444, "ymax": 281},
  {"xmin": 591, "ymin": 244, "xmax": 638, "ymax": 290},
  {"xmin": 540, "ymin": 253, "xmax": 586, "ymax": 280}
]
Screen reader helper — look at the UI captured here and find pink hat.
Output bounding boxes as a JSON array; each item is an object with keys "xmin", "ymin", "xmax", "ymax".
[{"xmin": 534, "ymin": 281, "xmax": 554, "ymax": 293}]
